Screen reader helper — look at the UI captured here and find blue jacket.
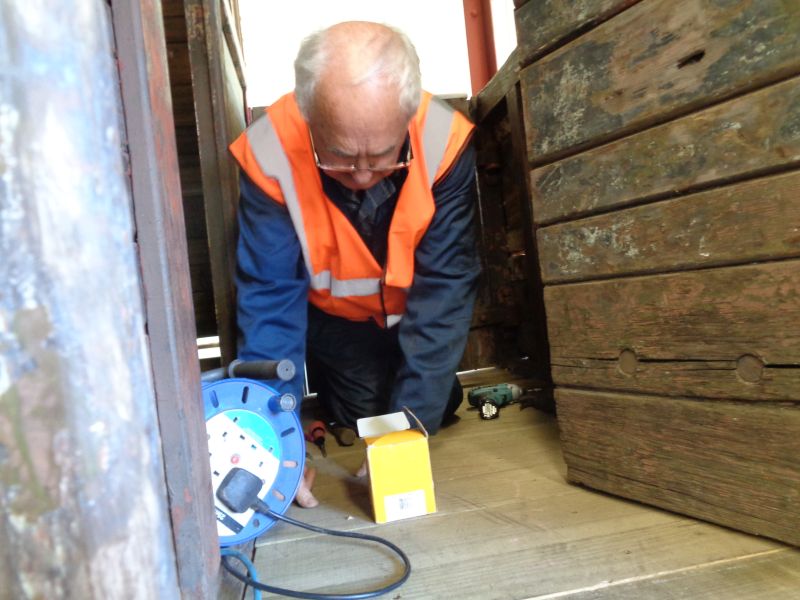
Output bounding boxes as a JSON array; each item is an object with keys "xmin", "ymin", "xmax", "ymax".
[{"xmin": 235, "ymin": 145, "xmax": 480, "ymax": 432}]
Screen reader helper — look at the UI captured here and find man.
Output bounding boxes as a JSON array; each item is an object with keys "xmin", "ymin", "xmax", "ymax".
[{"xmin": 229, "ymin": 21, "xmax": 480, "ymax": 507}]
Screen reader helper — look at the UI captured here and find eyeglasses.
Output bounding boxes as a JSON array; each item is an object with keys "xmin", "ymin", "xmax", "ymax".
[{"xmin": 310, "ymin": 131, "xmax": 413, "ymax": 173}]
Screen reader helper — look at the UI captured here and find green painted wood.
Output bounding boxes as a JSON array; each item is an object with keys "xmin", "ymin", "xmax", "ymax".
[
  {"xmin": 521, "ymin": 0, "xmax": 800, "ymax": 165},
  {"xmin": 537, "ymin": 170, "xmax": 800, "ymax": 283},
  {"xmin": 557, "ymin": 388, "xmax": 800, "ymax": 546},
  {"xmin": 530, "ymin": 76, "xmax": 800, "ymax": 224}
]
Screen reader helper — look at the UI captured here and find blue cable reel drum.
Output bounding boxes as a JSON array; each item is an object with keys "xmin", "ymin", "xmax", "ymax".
[{"xmin": 201, "ymin": 359, "xmax": 305, "ymax": 547}]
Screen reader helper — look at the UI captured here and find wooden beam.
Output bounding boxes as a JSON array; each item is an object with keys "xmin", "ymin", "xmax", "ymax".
[
  {"xmin": 470, "ymin": 46, "xmax": 520, "ymax": 123},
  {"xmin": 530, "ymin": 76, "xmax": 800, "ymax": 225},
  {"xmin": 537, "ymin": 171, "xmax": 800, "ymax": 283},
  {"xmin": 1, "ymin": 1, "xmax": 183, "ymax": 596},
  {"xmin": 545, "ymin": 260, "xmax": 800, "ymax": 400},
  {"xmin": 220, "ymin": 0, "xmax": 247, "ymax": 92},
  {"xmin": 185, "ymin": 0, "xmax": 243, "ymax": 368},
  {"xmin": 112, "ymin": 0, "xmax": 219, "ymax": 596}
]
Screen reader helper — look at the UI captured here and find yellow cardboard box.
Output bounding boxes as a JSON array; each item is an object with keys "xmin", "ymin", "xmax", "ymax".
[{"xmin": 356, "ymin": 410, "xmax": 437, "ymax": 523}]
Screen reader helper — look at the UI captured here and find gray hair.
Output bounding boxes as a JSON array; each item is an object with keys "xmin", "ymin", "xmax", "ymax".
[{"xmin": 294, "ymin": 22, "xmax": 422, "ymax": 122}]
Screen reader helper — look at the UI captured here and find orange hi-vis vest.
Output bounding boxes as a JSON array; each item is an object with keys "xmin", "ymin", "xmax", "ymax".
[{"xmin": 229, "ymin": 91, "xmax": 474, "ymax": 327}]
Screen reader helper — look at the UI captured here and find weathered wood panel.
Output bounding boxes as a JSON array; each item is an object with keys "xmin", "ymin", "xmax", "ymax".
[
  {"xmin": 505, "ymin": 82, "xmax": 552, "ymax": 378},
  {"xmin": 557, "ymin": 388, "xmax": 800, "ymax": 546},
  {"xmin": 552, "ymin": 355, "xmax": 799, "ymax": 403},
  {"xmin": 531, "ymin": 75, "xmax": 800, "ymax": 224},
  {"xmin": 1, "ymin": 1, "xmax": 185, "ymax": 596},
  {"xmin": 163, "ymin": 1, "xmax": 218, "ymax": 340},
  {"xmin": 545, "ymin": 261, "xmax": 800, "ymax": 399},
  {"xmin": 537, "ymin": 171, "xmax": 800, "ymax": 283},
  {"xmin": 185, "ymin": 0, "xmax": 245, "ymax": 366},
  {"xmin": 113, "ymin": 0, "xmax": 220, "ymax": 595},
  {"xmin": 521, "ymin": 0, "xmax": 800, "ymax": 165},
  {"xmin": 467, "ymin": 80, "xmax": 550, "ymax": 377},
  {"xmin": 470, "ymin": 47, "xmax": 520, "ymax": 122},
  {"xmin": 515, "ymin": 0, "xmax": 641, "ymax": 67},
  {"xmin": 460, "ymin": 327, "xmax": 502, "ymax": 372}
]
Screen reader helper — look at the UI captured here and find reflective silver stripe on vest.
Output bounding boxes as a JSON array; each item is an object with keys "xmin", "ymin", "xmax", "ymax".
[
  {"xmin": 245, "ymin": 115, "xmax": 319, "ymax": 285},
  {"xmin": 386, "ymin": 314, "xmax": 403, "ymax": 328},
  {"xmin": 422, "ymin": 97, "xmax": 455, "ymax": 187},
  {"xmin": 245, "ymin": 100, "xmax": 455, "ymax": 296},
  {"xmin": 309, "ymin": 270, "xmax": 382, "ymax": 297}
]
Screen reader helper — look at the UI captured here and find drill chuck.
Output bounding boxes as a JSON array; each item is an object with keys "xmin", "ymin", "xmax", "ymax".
[{"xmin": 468, "ymin": 383, "xmax": 523, "ymax": 420}]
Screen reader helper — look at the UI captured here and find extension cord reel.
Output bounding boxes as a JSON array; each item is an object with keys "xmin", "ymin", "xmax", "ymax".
[{"xmin": 202, "ymin": 366, "xmax": 305, "ymax": 547}]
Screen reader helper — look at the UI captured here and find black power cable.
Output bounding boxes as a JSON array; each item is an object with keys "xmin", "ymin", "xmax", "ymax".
[{"xmin": 218, "ymin": 468, "xmax": 412, "ymax": 599}]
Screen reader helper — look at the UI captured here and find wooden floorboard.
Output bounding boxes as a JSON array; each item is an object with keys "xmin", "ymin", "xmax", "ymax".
[{"xmin": 240, "ymin": 381, "xmax": 800, "ymax": 599}]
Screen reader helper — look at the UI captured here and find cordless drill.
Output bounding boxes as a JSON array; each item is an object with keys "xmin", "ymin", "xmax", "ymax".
[{"xmin": 467, "ymin": 383, "xmax": 522, "ymax": 420}]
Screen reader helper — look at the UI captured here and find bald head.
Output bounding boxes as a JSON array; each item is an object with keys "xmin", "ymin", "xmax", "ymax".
[{"xmin": 294, "ymin": 21, "xmax": 422, "ymax": 126}]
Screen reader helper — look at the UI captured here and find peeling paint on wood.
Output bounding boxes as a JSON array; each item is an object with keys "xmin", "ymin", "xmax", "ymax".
[
  {"xmin": 521, "ymin": 0, "xmax": 800, "ymax": 164},
  {"xmin": 1, "ymin": 2, "xmax": 179, "ymax": 597},
  {"xmin": 531, "ymin": 75, "xmax": 800, "ymax": 224},
  {"xmin": 537, "ymin": 170, "xmax": 800, "ymax": 282},
  {"xmin": 557, "ymin": 388, "xmax": 800, "ymax": 546}
]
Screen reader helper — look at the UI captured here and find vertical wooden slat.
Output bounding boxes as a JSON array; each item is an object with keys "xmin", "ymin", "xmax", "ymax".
[
  {"xmin": 111, "ymin": 0, "xmax": 219, "ymax": 596},
  {"xmin": 505, "ymin": 82, "xmax": 551, "ymax": 382},
  {"xmin": 464, "ymin": 55, "xmax": 551, "ymax": 382},
  {"xmin": 1, "ymin": 1, "xmax": 182, "ymax": 597},
  {"xmin": 185, "ymin": 0, "xmax": 244, "ymax": 368}
]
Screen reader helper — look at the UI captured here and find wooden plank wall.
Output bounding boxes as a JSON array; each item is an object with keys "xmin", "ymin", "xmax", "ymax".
[
  {"xmin": 186, "ymin": 0, "xmax": 247, "ymax": 368},
  {"xmin": 515, "ymin": 0, "xmax": 800, "ymax": 545},
  {"xmin": 163, "ymin": 1, "xmax": 217, "ymax": 342},
  {"xmin": 466, "ymin": 52, "xmax": 552, "ymax": 385},
  {"xmin": 163, "ymin": 0, "xmax": 247, "ymax": 367}
]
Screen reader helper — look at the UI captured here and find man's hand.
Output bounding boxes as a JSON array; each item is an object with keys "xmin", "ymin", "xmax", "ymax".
[{"xmin": 295, "ymin": 465, "xmax": 319, "ymax": 508}]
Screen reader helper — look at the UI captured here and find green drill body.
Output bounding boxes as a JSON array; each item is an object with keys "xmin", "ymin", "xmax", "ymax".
[{"xmin": 467, "ymin": 383, "xmax": 522, "ymax": 419}]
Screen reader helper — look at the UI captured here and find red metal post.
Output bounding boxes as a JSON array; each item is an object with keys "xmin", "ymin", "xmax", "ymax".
[{"xmin": 463, "ymin": 0, "xmax": 498, "ymax": 95}]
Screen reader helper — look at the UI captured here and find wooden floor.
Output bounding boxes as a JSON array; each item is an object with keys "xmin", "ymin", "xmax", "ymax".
[{"xmin": 221, "ymin": 375, "xmax": 800, "ymax": 599}]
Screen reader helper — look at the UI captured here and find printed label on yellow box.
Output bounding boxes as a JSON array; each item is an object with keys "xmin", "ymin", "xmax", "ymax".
[{"xmin": 384, "ymin": 489, "xmax": 427, "ymax": 522}]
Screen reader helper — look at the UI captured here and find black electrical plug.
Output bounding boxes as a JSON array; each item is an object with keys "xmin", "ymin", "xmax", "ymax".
[{"xmin": 217, "ymin": 467, "xmax": 271, "ymax": 514}]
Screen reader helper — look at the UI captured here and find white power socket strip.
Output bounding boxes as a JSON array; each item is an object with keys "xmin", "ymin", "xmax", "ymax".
[{"xmin": 207, "ymin": 410, "xmax": 281, "ymax": 536}]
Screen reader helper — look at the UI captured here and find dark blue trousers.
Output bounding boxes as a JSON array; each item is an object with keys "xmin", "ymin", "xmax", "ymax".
[{"xmin": 306, "ymin": 305, "xmax": 462, "ymax": 431}]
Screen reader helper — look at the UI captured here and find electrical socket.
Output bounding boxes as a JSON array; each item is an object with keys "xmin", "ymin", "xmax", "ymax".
[{"xmin": 206, "ymin": 410, "xmax": 281, "ymax": 536}]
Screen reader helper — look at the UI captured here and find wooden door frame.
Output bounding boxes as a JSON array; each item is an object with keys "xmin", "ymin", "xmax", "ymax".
[
  {"xmin": 185, "ymin": 0, "xmax": 245, "ymax": 368},
  {"xmin": 112, "ymin": 0, "xmax": 219, "ymax": 596}
]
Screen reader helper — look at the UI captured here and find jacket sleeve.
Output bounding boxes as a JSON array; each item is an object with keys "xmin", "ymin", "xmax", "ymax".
[
  {"xmin": 389, "ymin": 144, "xmax": 481, "ymax": 433},
  {"xmin": 235, "ymin": 173, "xmax": 309, "ymax": 400}
]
